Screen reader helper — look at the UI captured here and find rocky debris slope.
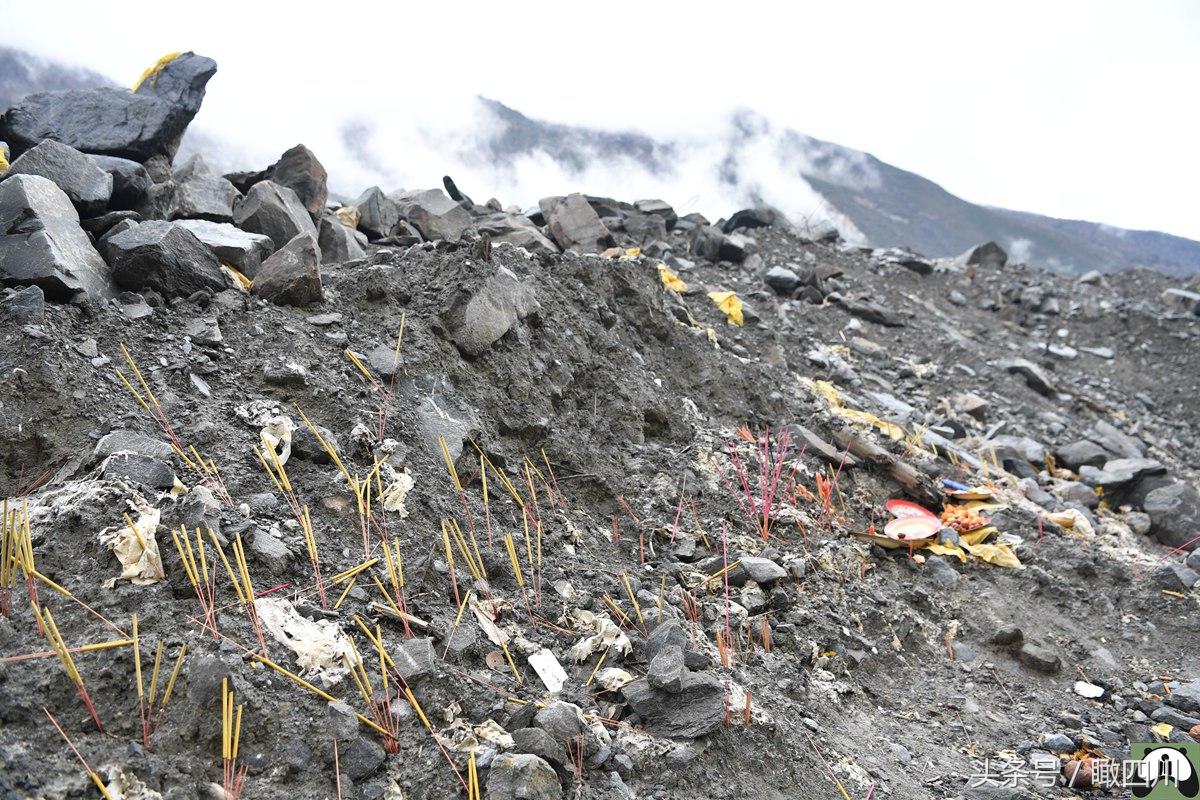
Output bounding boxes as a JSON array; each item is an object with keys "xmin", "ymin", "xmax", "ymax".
[{"xmin": 2, "ymin": 54, "xmax": 1200, "ymax": 800}]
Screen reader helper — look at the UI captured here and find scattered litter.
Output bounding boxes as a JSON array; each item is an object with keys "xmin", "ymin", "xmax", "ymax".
[
  {"xmin": 593, "ymin": 667, "xmax": 637, "ymax": 691},
  {"xmin": 97, "ymin": 496, "xmax": 165, "ymax": 585},
  {"xmin": 567, "ymin": 609, "xmax": 632, "ymax": 662},
  {"xmin": 658, "ymin": 264, "xmax": 687, "ymax": 293},
  {"xmin": 260, "ymin": 415, "xmax": 296, "ymax": 465},
  {"xmin": 378, "ymin": 463, "xmax": 415, "ymax": 516},
  {"xmin": 1045, "ymin": 508, "xmax": 1096, "ymax": 538},
  {"xmin": 707, "ymin": 291, "xmax": 744, "ymax": 326},
  {"xmin": 811, "ymin": 380, "xmax": 904, "ymax": 440},
  {"xmin": 255, "ymin": 596, "xmax": 356, "ymax": 686},
  {"xmin": 527, "ymin": 649, "xmax": 568, "ymax": 693}
]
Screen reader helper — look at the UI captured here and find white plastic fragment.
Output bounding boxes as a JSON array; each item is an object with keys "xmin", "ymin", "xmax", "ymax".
[
  {"xmin": 1073, "ymin": 680, "xmax": 1104, "ymax": 699},
  {"xmin": 527, "ymin": 648, "xmax": 568, "ymax": 693},
  {"xmin": 255, "ymin": 596, "xmax": 356, "ymax": 686},
  {"xmin": 98, "ymin": 495, "xmax": 165, "ymax": 585}
]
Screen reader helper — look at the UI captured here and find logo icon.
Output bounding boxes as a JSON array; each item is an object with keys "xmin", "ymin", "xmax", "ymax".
[{"xmin": 1131, "ymin": 743, "xmax": 1200, "ymax": 799}]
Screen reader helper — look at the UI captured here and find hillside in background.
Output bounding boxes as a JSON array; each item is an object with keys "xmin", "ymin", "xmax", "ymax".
[{"xmin": 4, "ymin": 44, "xmax": 1199, "ymax": 276}]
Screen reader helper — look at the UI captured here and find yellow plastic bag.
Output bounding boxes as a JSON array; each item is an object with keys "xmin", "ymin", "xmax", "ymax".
[
  {"xmin": 658, "ymin": 264, "xmax": 687, "ymax": 293},
  {"xmin": 132, "ymin": 52, "xmax": 182, "ymax": 92},
  {"xmin": 961, "ymin": 541, "xmax": 1023, "ymax": 569},
  {"xmin": 707, "ymin": 291, "xmax": 744, "ymax": 326}
]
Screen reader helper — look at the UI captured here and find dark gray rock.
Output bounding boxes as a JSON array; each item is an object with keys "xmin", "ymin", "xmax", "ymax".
[
  {"xmin": 100, "ymin": 452, "xmax": 175, "ymax": 490},
  {"xmin": 647, "ymin": 645, "xmax": 687, "ymax": 693},
  {"xmin": 1041, "ymin": 733, "xmax": 1075, "ymax": 754},
  {"xmin": 510, "ymin": 728, "xmax": 567, "ymax": 771},
  {"xmin": 688, "ymin": 225, "xmax": 724, "ymax": 261},
  {"xmin": 1090, "ymin": 420, "xmax": 1144, "ymax": 459},
  {"xmin": 0, "ymin": 174, "xmax": 113, "ymax": 300},
  {"xmin": 90, "ymin": 156, "xmax": 152, "ymax": 211},
  {"xmin": 1018, "ymin": 643, "xmax": 1062, "ymax": 674},
  {"xmin": 175, "ymin": 219, "xmax": 274, "ymax": 278},
  {"xmin": 718, "ymin": 232, "xmax": 757, "ymax": 263},
  {"xmin": 475, "ymin": 212, "xmax": 559, "ymax": 256},
  {"xmin": 1, "ymin": 285, "xmax": 45, "ymax": 322},
  {"xmin": 393, "ymin": 638, "xmax": 437, "ymax": 683},
  {"xmin": 395, "ymin": 188, "xmax": 471, "ymax": 243},
  {"xmin": 1000, "ymin": 358, "xmax": 1057, "ymax": 397},
  {"xmin": 960, "ymin": 241, "xmax": 1008, "ymax": 269},
  {"xmin": 484, "ymin": 753, "xmax": 561, "ymax": 800},
  {"xmin": 633, "ymin": 199, "xmax": 677, "ymax": 229},
  {"xmin": 169, "ymin": 155, "xmax": 239, "ymax": 222},
  {"xmin": 533, "ymin": 701, "xmax": 584, "ymax": 745},
  {"xmin": 444, "ymin": 266, "xmax": 539, "ymax": 356},
  {"xmin": 722, "ymin": 206, "xmax": 790, "ymax": 234},
  {"xmin": 875, "ymin": 247, "xmax": 934, "ymax": 275},
  {"xmin": 317, "ymin": 217, "xmax": 366, "ymax": 265},
  {"xmin": 622, "ymin": 212, "xmax": 668, "ymax": 245},
  {"xmin": 645, "ymin": 620, "xmax": 708, "ymax": 670},
  {"xmin": 233, "ymin": 180, "xmax": 317, "ymax": 250},
  {"xmin": 104, "ymin": 220, "xmax": 226, "ymax": 297},
  {"xmin": 265, "ymin": 145, "xmax": 327, "ymax": 222},
  {"xmin": 93, "ymin": 430, "xmax": 174, "ymax": 463},
  {"xmin": 540, "ymin": 194, "xmax": 613, "ymax": 254},
  {"xmin": 0, "ymin": 52, "xmax": 216, "ymax": 162},
  {"xmin": 4, "ymin": 139, "xmax": 112, "ymax": 217},
  {"xmin": 1152, "ymin": 563, "xmax": 1198, "ymax": 592},
  {"xmin": 1056, "ymin": 440, "xmax": 1108, "ymax": 470},
  {"xmin": 834, "ymin": 294, "xmax": 905, "ymax": 327},
  {"xmin": 1167, "ymin": 680, "xmax": 1200, "ymax": 713},
  {"xmin": 249, "ymin": 530, "xmax": 293, "ymax": 576},
  {"xmin": 251, "ymin": 233, "xmax": 322, "ymax": 306},
  {"xmin": 339, "ymin": 736, "xmax": 385, "ymax": 781},
  {"xmin": 352, "ymin": 187, "xmax": 400, "ymax": 241},
  {"xmin": 764, "ymin": 266, "xmax": 800, "ymax": 293},
  {"xmin": 737, "ymin": 556, "xmax": 787, "ymax": 586},
  {"xmin": 82, "ymin": 210, "xmax": 140, "ymax": 238},
  {"xmin": 621, "ymin": 670, "xmax": 725, "ymax": 738}
]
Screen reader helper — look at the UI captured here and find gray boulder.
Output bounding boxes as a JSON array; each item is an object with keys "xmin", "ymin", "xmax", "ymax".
[
  {"xmin": 765, "ymin": 266, "xmax": 800, "ymax": 293},
  {"xmin": 0, "ymin": 52, "xmax": 216, "ymax": 162},
  {"xmin": 395, "ymin": 188, "xmax": 471, "ymax": 242},
  {"xmin": 475, "ymin": 212, "xmax": 559, "ymax": 256},
  {"xmin": 484, "ymin": 753, "xmax": 560, "ymax": 800},
  {"xmin": 169, "ymin": 155, "xmax": 239, "ymax": 222},
  {"xmin": 352, "ymin": 186, "xmax": 400, "ymax": 241},
  {"xmin": 175, "ymin": 219, "xmax": 274, "ymax": 278},
  {"xmin": 4, "ymin": 139, "xmax": 113, "ymax": 217},
  {"xmin": 264, "ymin": 144, "xmax": 327, "ymax": 222},
  {"xmin": 689, "ymin": 225, "xmax": 724, "ymax": 261},
  {"xmin": 634, "ymin": 198, "xmax": 677, "ymax": 229},
  {"xmin": 1, "ymin": 285, "xmax": 45, "ymax": 322},
  {"xmin": 103, "ymin": 220, "xmax": 226, "ymax": 297},
  {"xmin": 959, "ymin": 241, "xmax": 1008, "ymax": 269},
  {"xmin": 0, "ymin": 174, "xmax": 113, "ymax": 300},
  {"xmin": 540, "ymin": 194, "xmax": 614, "ymax": 254},
  {"xmin": 233, "ymin": 180, "xmax": 316, "ymax": 250},
  {"xmin": 317, "ymin": 216, "xmax": 366, "ymax": 265},
  {"xmin": 1144, "ymin": 481, "xmax": 1200, "ymax": 550},
  {"xmin": 251, "ymin": 233, "xmax": 322, "ymax": 306},
  {"xmin": 443, "ymin": 266, "xmax": 540, "ymax": 356},
  {"xmin": 621, "ymin": 669, "xmax": 725, "ymax": 738},
  {"xmin": 89, "ymin": 156, "xmax": 153, "ymax": 211},
  {"xmin": 1056, "ymin": 440, "xmax": 1108, "ymax": 470},
  {"xmin": 1000, "ymin": 358, "xmax": 1057, "ymax": 397}
]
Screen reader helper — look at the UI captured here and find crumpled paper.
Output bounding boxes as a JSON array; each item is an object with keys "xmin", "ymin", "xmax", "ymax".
[
  {"xmin": 379, "ymin": 463, "xmax": 415, "ymax": 516},
  {"xmin": 98, "ymin": 495, "xmax": 165, "ymax": 585},
  {"xmin": 567, "ymin": 608, "xmax": 632, "ymax": 662},
  {"xmin": 255, "ymin": 596, "xmax": 356, "ymax": 686},
  {"xmin": 261, "ymin": 415, "xmax": 296, "ymax": 465}
]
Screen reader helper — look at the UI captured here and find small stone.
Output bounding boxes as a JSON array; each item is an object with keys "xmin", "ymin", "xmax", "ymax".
[
  {"xmin": 1144, "ymin": 481, "xmax": 1200, "ymax": 550},
  {"xmin": 100, "ymin": 452, "xmax": 175, "ymax": 490},
  {"xmin": 251, "ymin": 233, "xmax": 322, "ymax": 306},
  {"xmin": 764, "ymin": 266, "xmax": 800, "ymax": 293},
  {"xmin": 484, "ymin": 753, "xmax": 561, "ymax": 800},
  {"xmin": 646, "ymin": 645, "xmax": 687, "ymax": 693},
  {"xmin": 737, "ymin": 556, "xmax": 787, "ymax": 586},
  {"xmin": 533, "ymin": 701, "xmax": 584, "ymax": 746},
  {"xmin": 510, "ymin": 728, "xmax": 567, "ymax": 771},
  {"xmin": 1151, "ymin": 564, "xmax": 1198, "ymax": 592},
  {"xmin": 540, "ymin": 193, "xmax": 613, "ymax": 254},
  {"xmin": 1018, "ymin": 643, "xmax": 1062, "ymax": 674},
  {"xmin": 1041, "ymin": 733, "xmax": 1075, "ymax": 753},
  {"xmin": 338, "ymin": 736, "xmax": 385, "ymax": 781},
  {"xmin": 2, "ymin": 285, "xmax": 46, "ymax": 323},
  {"xmin": 952, "ymin": 392, "xmax": 989, "ymax": 420},
  {"xmin": 393, "ymin": 638, "xmax": 437, "ymax": 683}
]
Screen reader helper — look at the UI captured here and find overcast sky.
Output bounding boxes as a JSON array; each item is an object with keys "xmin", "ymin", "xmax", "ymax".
[{"xmin": 5, "ymin": 0, "xmax": 1198, "ymax": 240}]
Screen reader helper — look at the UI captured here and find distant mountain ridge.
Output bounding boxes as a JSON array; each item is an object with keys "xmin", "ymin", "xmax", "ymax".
[{"xmin": 4, "ymin": 44, "xmax": 1198, "ymax": 276}]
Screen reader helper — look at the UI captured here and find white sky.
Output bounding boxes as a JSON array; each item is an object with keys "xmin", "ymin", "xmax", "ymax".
[{"xmin": 5, "ymin": 0, "xmax": 1199, "ymax": 239}]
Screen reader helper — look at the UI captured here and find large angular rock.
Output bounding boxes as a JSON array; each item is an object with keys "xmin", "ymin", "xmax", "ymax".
[
  {"xmin": 1000, "ymin": 358, "xmax": 1057, "ymax": 397},
  {"xmin": 1056, "ymin": 440, "xmax": 1108, "ymax": 471},
  {"xmin": 475, "ymin": 212, "xmax": 559, "ymax": 256},
  {"xmin": 4, "ymin": 139, "xmax": 113, "ymax": 217},
  {"xmin": 0, "ymin": 174, "xmax": 113, "ymax": 300},
  {"xmin": 484, "ymin": 753, "xmax": 561, "ymax": 800},
  {"xmin": 169, "ymin": 155, "xmax": 240, "ymax": 222},
  {"xmin": 1144, "ymin": 481, "xmax": 1200, "ymax": 550},
  {"xmin": 634, "ymin": 198, "xmax": 677, "ymax": 229},
  {"xmin": 317, "ymin": 216, "xmax": 366, "ymax": 265},
  {"xmin": 722, "ymin": 205, "xmax": 791, "ymax": 234},
  {"xmin": 621, "ymin": 669, "xmax": 725, "ymax": 738},
  {"xmin": 395, "ymin": 188, "xmax": 472, "ymax": 242},
  {"xmin": 540, "ymin": 193, "xmax": 613, "ymax": 254},
  {"xmin": 251, "ymin": 233, "xmax": 322, "ymax": 306},
  {"xmin": 104, "ymin": 220, "xmax": 226, "ymax": 297},
  {"xmin": 233, "ymin": 180, "xmax": 316, "ymax": 250},
  {"xmin": 959, "ymin": 241, "xmax": 1008, "ymax": 269},
  {"xmin": 265, "ymin": 144, "xmax": 327, "ymax": 222},
  {"xmin": 688, "ymin": 225, "xmax": 724, "ymax": 261},
  {"xmin": 0, "ymin": 52, "xmax": 216, "ymax": 162},
  {"xmin": 175, "ymin": 219, "xmax": 274, "ymax": 277},
  {"xmin": 444, "ymin": 266, "xmax": 540, "ymax": 356},
  {"xmin": 352, "ymin": 186, "xmax": 400, "ymax": 241},
  {"xmin": 90, "ymin": 156, "xmax": 153, "ymax": 211}
]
